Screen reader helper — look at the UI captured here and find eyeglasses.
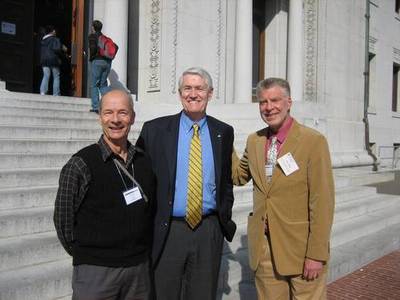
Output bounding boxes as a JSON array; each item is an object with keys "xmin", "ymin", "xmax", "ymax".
[{"xmin": 181, "ymin": 86, "xmax": 209, "ymax": 95}]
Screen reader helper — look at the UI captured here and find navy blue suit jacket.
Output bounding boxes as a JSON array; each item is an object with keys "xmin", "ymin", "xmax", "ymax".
[{"xmin": 136, "ymin": 112, "xmax": 236, "ymax": 266}]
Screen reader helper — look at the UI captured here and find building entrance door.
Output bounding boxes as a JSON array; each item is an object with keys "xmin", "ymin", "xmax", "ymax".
[{"xmin": 0, "ymin": 0, "xmax": 34, "ymax": 92}]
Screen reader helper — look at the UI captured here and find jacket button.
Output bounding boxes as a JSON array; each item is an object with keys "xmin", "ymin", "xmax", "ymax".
[{"xmin": 163, "ymin": 222, "xmax": 168, "ymax": 227}]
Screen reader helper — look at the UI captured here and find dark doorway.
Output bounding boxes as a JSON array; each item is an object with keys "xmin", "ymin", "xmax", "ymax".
[
  {"xmin": 0, "ymin": 0, "xmax": 88, "ymax": 96},
  {"xmin": 34, "ymin": 0, "xmax": 73, "ymax": 96},
  {"xmin": 0, "ymin": 0, "xmax": 34, "ymax": 92}
]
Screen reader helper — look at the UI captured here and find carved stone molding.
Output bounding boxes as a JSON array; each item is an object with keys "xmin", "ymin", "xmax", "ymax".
[
  {"xmin": 369, "ymin": 36, "xmax": 377, "ymax": 54},
  {"xmin": 171, "ymin": 0, "xmax": 178, "ymax": 94},
  {"xmin": 214, "ymin": 0, "xmax": 223, "ymax": 99},
  {"xmin": 147, "ymin": 0, "xmax": 162, "ymax": 92},
  {"xmin": 304, "ymin": 0, "xmax": 318, "ymax": 102},
  {"xmin": 394, "ymin": 47, "xmax": 400, "ymax": 64}
]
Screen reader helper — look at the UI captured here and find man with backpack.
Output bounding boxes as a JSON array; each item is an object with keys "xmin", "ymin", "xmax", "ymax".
[{"xmin": 88, "ymin": 20, "xmax": 118, "ymax": 113}]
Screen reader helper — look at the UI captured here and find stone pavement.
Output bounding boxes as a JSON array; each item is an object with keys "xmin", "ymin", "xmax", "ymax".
[{"xmin": 327, "ymin": 250, "xmax": 400, "ymax": 299}]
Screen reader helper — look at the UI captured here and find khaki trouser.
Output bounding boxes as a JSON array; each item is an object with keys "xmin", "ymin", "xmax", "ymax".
[{"xmin": 255, "ymin": 235, "xmax": 327, "ymax": 300}]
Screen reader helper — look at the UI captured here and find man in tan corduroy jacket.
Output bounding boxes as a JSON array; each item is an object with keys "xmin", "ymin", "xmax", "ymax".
[{"xmin": 232, "ymin": 77, "xmax": 335, "ymax": 299}]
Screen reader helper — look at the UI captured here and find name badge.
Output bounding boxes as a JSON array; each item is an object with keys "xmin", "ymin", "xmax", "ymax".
[
  {"xmin": 123, "ymin": 187, "xmax": 142, "ymax": 205},
  {"xmin": 277, "ymin": 152, "xmax": 299, "ymax": 176},
  {"xmin": 265, "ymin": 163, "xmax": 274, "ymax": 177}
]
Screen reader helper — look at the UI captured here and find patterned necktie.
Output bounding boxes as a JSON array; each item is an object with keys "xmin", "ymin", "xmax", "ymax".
[
  {"xmin": 186, "ymin": 124, "xmax": 203, "ymax": 229},
  {"xmin": 268, "ymin": 136, "xmax": 278, "ymax": 170}
]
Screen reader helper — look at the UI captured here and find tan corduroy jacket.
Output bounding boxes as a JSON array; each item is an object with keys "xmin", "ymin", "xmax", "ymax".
[{"xmin": 232, "ymin": 119, "xmax": 335, "ymax": 275}]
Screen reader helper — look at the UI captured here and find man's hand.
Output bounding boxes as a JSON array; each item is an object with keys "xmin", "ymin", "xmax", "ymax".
[{"xmin": 302, "ymin": 258, "xmax": 323, "ymax": 281}]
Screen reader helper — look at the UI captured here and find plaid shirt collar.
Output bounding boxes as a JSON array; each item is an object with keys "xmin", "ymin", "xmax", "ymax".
[{"xmin": 97, "ymin": 135, "xmax": 136, "ymax": 165}]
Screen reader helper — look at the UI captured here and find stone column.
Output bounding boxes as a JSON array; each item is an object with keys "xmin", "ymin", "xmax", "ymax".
[
  {"xmin": 234, "ymin": 0, "xmax": 252, "ymax": 103},
  {"xmin": 103, "ymin": 0, "xmax": 128, "ymax": 87},
  {"xmin": 287, "ymin": 0, "xmax": 304, "ymax": 101}
]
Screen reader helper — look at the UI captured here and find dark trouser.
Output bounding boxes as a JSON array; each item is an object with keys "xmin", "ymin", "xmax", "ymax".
[
  {"xmin": 154, "ymin": 215, "xmax": 224, "ymax": 300},
  {"xmin": 72, "ymin": 260, "xmax": 150, "ymax": 300}
]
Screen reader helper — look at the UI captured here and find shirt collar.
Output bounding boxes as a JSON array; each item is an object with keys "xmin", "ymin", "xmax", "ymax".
[
  {"xmin": 97, "ymin": 135, "xmax": 136, "ymax": 165},
  {"xmin": 180, "ymin": 111, "xmax": 207, "ymax": 134},
  {"xmin": 268, "ymin": 116, "xmax": 293, "ymax": 144}
]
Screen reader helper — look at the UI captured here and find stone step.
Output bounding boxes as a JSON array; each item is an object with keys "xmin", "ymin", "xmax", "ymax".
[
  {"xmin": 0, "ymin": 106, "xmax": 96, "ymax": 119},
  {"xmin": 0, "ymin": 153, "xmax": 72, "ymax": 169},
  {"xmin": 0, "ymin": 168, "xmax": 60, "ymax": 189},
  {"xmin": 328, "ymin": 222, "xmax": 400, "ymax": 282},
  {"xmin": 0, "ymin": 232, "xmax": 68, "ymax": 272},
  {"xmin": 0, "ymin": 97, "xmax": 90, "ymax": 111},
  {"xmin": 334, "ymin": 185, "xmax": 377, "ymax": 203},
  {"xmin": 0, "ymin": 114, "xmax": 146, "ymax": 130},
  {"xmin": 0, "ymin": 206, "xmax": 54, "ymax": 238},
  {"xmin": 331, "ymin": 201, "xmax": 400, "ymax": 248},
  {"xmin": 217, "ymin": 222, "xmax": 400, "ymax": 299},
  {"xmin": 334, "ymin": 193, "xmax": 400, "ymax": 222},
  {"xmin": 0, "ymin": 258, "xmax": 72, "ymax": 300},
  {"xmin": 0, "ymin": 139, "xmax": 95, "ymax": 153},
  {"xmin": 0, "ymin": 185, "xmax": 56, "ymax": 210},
  {"xmin": 0, "ymin": 90, "xmax": 87, "ymax": 103},
  {"xmin": 0, "ymin": 125, "xmax": 103, "ymax": 139},
  {"xmin": 0, "ymin": 114, "xmax": 99, "ymax": 128},
  {"xmin": 334, "ymin": 167, "xmax": 395, "ymax": 188}
]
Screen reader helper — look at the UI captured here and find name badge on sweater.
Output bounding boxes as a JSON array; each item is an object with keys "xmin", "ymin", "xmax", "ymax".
[
  {"xmin": 123, "ymin": 187, "xmax": 142, "ymax": 205},
  {"xmin": 277, "ymin": 152, "xmax": 299, "ymax": 176}
]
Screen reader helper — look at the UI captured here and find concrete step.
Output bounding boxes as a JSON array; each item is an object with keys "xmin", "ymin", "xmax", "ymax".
[
  {"xmin": 331, "ymin": 200, "xmax": 400, "ymax": 248},
  {"xmin": 0, "ymin": 114, "xmax": 146, "ymax": 130},
  {"xmin": 0, "ymin": 106, "xmax": 96, "ymax": 119},
  {"xmin": 0, "ymin": 167, "xmax": 60, "ymax": 189},
  {"xmin": 0, "ymin": 90, "xmax": 87, "ymax": 103},
  {"xmin": 334, "ymin": 193, "xmax": 400, "ymax": 222},
  {"xmin": 0, "ymin": 97, "xmax": 90, "ymax": 111},
  {"xmin": 0, "ymin": 232, "xmax": 68, "ymax": 272},
  {"xmin": 0, "ymin": 114, "xmax": 99, "ymax": 128},
  {"xmin": 217, "ymin": 222, "xmax": 400, "ymax": 299},
  {"xmin": 0, "ymin": 124, "xmax": 102, "ymax": 139},
  {"xmin": 334, "ymin": 167, "xmax": 395, "ymax": 188},
  {"xmin": 0, "ymin": 185, "xmax": 56, "ymax": 210},
  {"xmin": 329, "ymin": 222, "xmax": 400, "ymax": 282},
  {"xmin": 0, "ymin": 258, "xmax": 72, "ymax": 300},
  {"xmin": 0, "ymin": 206, "xmax": 54, "ymax": 238},
  {"xmin": 0, "ymin": 153, "xmax": 72, "ymax": 169},
  {"xmin": 335, "ymin": 185, "xmax": 377, "ymax": 203},
  {"xmin": 0, "ymin": 138, "xmax": 95, "ymax": 153}
]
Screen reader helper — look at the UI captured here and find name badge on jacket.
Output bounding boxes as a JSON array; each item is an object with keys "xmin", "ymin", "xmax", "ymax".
[{"xmin": 277, "ymin": 152, "xmax": 299, "ymax": 176}]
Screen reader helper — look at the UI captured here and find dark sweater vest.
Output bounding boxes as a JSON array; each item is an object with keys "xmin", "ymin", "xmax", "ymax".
[{"xmin": 72, "ymin": 144, "xmax": 154, "ymax": 267}]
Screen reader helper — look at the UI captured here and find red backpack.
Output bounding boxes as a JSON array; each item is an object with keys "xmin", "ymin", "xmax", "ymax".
[{"xmin": 97, "ymin": 34, "xmax": 119, "ymax": 60}]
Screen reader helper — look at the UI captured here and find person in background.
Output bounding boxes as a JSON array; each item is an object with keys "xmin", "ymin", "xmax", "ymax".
[
  {"xmin": 40, "ymin": 25, "xmax": 65, "ymax": 96},
  {"xmin": 88, "ymin": 20, "xmax": 112, "ymax": 113}
]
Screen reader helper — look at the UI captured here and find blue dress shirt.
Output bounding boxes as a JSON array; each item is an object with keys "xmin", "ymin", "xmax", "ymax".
[{"xmin": 173, "ymin": 112, "xmax": 216, "ymax": 216}]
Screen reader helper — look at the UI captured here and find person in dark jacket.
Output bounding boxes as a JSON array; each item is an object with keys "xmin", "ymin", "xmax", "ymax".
[
  {"xmin": 54, "ymin": 89, "xmax": 156, "ymax": 299},
  {"xmin": 40, "ymin": 25, "xmax": 63, "ymax": 96},
  {"xmin": 88, "ymin": 20, "xmax": 112, "ymax": 113}
]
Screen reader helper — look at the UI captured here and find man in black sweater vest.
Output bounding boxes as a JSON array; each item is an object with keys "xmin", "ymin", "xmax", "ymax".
[{"xmin": 54, "ymin": 90, "xmax": 155, "ymax": 299}]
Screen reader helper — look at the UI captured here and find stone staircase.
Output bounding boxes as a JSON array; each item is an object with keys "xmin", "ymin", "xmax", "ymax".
[{"xmin": 0, "ymin": 88, "xmax": 399, "ymax": 299}]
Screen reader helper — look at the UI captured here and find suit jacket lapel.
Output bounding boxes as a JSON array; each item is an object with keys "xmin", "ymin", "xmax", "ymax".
[
  {"xmin": 207, "ymin": 117, "xmax": 222, "ymax": 188},
  {"xmin": 267, "ymin": 119, "xmax": 301, "ymax": 191},
  {"xmin": 254, "ymin": 129, "xmax": 269, "ymax": 194},
  {"xmin": 164, "ymin": 113, "xmax": 181, "ymax": 185}
]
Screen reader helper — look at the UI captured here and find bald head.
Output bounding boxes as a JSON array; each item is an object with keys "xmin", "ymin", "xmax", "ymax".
[{"xmin": 99, "ymin": 90, "xmax": 134, "ymax": 114}]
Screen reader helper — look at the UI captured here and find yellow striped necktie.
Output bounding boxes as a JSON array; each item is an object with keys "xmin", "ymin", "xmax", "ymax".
[{"xmin": 186, "ymin": 124, "xmax": 203, "ymax": 229}]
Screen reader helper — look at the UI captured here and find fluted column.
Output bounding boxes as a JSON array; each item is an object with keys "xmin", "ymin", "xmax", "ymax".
[
  {"xmin": 103, "ymin": 0, "xmax": 128, "ymax": 87},
  {"xmin": 234, "ymin": 0, "xmax": 252, "ymax": 103},
  {"xmin": 287, "ymin": 0, "xmax": 304, "ymax": 101}
]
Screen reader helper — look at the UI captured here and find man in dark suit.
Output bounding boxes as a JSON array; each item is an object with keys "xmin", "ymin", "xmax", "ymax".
[{"xmin": 136, "ymin": 67, "xmax": 236, "ymax": 300}]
